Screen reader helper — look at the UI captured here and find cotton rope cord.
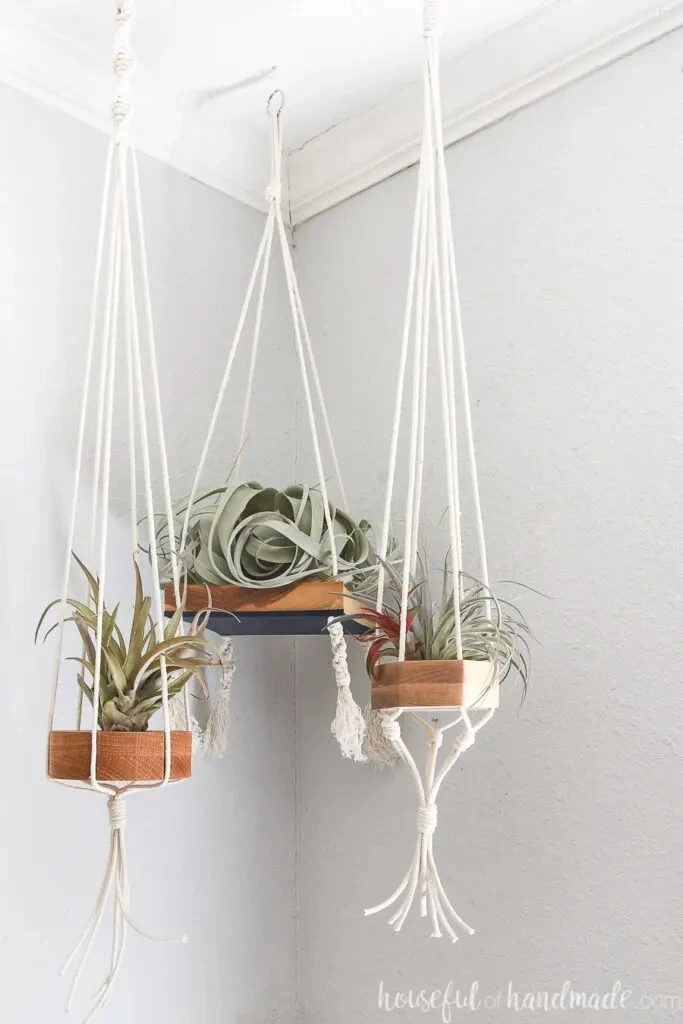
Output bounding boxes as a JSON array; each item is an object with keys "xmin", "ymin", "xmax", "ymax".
[
  {"xmin": 177, "ymin": 96, "xmax": 347, "ymax": 567},
  {"xmin": 46, "ymin": 2, "xmax": 188, "ymax": 1016},
  {"xmin": 375, "ymin": 0, "xmax": 491, "ymax": 653},
  {"xmin": 328, "ymin": 618, "xmax": 366, "ymax": 762},
  {"xmin": 171, "ymin": 94, "xmax": 364, "ymax": 760},
  {"xmin": 365, "ymin": 706, "xmax": 494, "ymax": 940},
  {"xmin": 367, "ymin": 0, "xmax": 498, "ymax": 940}
]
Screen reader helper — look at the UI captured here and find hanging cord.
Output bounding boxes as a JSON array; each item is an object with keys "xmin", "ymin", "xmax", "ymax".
[
  {"xmin": 60, "ymin": 794, "xmax": 187, "ymax": 1021},
  {"xmin": 365, "ymin": 707, "xmax": 493, "ymax": 939},
  {"xmin": 48, "ymin": 2, "xmax": 188, "ymax": 1015},
  {"xmin": 202, "ymin": 638, "xmax": 236, "ymax": 757},
  {"xmin": 377, "ymin": 0, "xmax": 491, "ymax": 650},
  {"xmin": 171, "ymin": 91, "xmax": 363, "ymax": 760},
  {"xmin": 327, "ymin": 618, "xmax": 366, "ymax": 762},
  {"xmin": 177, "ymin": 90, "xmax": 347, "ymax": 565}
]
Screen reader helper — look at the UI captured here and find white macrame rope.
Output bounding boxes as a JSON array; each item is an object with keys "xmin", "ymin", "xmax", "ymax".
[
  {"xmin": 47, "ymin": 3, "xmax": 188, "ymax": 1015},
  {"xmin": 429, "ymin": 36, "xmax": 489, "ymax": 594},
  {"xmin": 178, "ymin": 98, "xmax": 346, "ymax": 576},
  {"xmin": 327, "ymin": 618, "xmax": 366, "ymax": 762},
  {"xmin": 49, "ymin": 142, "xmax": 114, "ymax": 734},
  {"xmin": 366, "ymin": 707, "xmax": 494, "ymax": 939},
  {"xmin": 60, "ymin": 795, "xmax": 186, "ymax": 1021},
  {"xmin": 377, "ymin": 0, "xmax": 490, "ymax": 649},
  {"xmin": 178, "ymin": 209, "xmax": 275, "ymax": 560}
]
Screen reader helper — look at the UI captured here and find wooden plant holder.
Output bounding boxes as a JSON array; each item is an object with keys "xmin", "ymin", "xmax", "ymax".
[
  {"xmin": 48, "ymin": 730, "xmax": 192, "ymax": 782},
  {"xmin": 164, "ymin": 580, "xmax": 363, "ymax": 637},
  {"xmin": 372, "ymin": 659, "xmax": 499, "ymax": 711}
]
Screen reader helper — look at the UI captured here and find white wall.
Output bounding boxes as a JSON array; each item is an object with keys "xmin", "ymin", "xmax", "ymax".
[
  {"xmin": 293, "ymin": 30, "xmax": 683, "ymax": 1023},
  {"xmin": 3, "ymin": 25, "xmax": 683, "ymax": 1024},
  {"xmin": 0, "ymin": 83, "xmax": 297, "ymax": 1023}
]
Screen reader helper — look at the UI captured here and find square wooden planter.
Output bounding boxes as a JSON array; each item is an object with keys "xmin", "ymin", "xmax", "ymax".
[
  {"xmin": 164, "ymin": 580, "xmax": 363, "ymax": 637},
  {"xmin": 48, "ymin": 730, "xmax": 192, "ymax": 782},
  {"xmin": 371, "ymin": 660, "xmax": 499, "ymax": 711}
]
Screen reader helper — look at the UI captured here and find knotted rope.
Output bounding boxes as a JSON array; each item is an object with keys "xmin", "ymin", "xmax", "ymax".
[
  {"xmin": 328, "ymin": 618, "xmax": 366, "ymax": 762},
  {"xmin": 45, "ymin": 0, "xmax": 192, "ymax": 1015},
  {"xmin": 60, "ymin": 795, "xmax": 186, "ymax": 1020},
  {"xmin": 112, "ymin": 1, "xmax": 136, "ymax": 143},
  {"xmin": 365, "ymin": 708, "xmax": 493, "ymax": 941}
]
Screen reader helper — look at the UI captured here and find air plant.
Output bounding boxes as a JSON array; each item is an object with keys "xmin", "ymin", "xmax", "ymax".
[
  {"xmin": 153, "ymin": 480, "xmax": 381, "ymax": 592},
  {"xmin": 344, "ymin": 557, "xmax": 531, "ymax": 698},
  {"xmin": 36, "ymin": 556, "xmax": 219, "ymax": 732}
]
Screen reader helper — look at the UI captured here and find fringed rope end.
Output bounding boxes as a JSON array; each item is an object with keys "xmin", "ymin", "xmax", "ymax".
[
  {"xmin": 203, "ymin": 638, "xmax": 235, "ymax": 759},
  {"xmin": 327, "ymin": 619, "xmax": 366, "ymax": 762},
  {"xmin": 362, "ymin": 706, "xmax": 399, "ymax": 769}
]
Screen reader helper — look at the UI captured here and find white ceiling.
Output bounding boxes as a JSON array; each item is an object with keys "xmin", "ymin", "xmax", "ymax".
[
  {"xmin": 2, "ymin": 1, "xmax": 683, "ymax": 221},
  {"xmin": 10, "ymin": 0, "xmax": 554, "ymax": 148}
]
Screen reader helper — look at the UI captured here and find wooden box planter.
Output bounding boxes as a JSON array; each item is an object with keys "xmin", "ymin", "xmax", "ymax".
[
  {"xmin": 371, "ymin": 660, "xmax": 499, "ymax": 711},
  {"xmin": 48, "ymin": 730, "xmax": 192, "ymax": 782},
  {"xmin": 164, "ymin": 580, "xmax": 364, "ymax": 637}
]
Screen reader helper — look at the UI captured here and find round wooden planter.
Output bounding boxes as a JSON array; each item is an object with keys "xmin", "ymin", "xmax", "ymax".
[
  {"xmin": 48, "ymin": 730, "xmax": 192, "ymax": 783},
  {"xmin": 371, "ymin": 660, "xmax": 499, "ymax": 711}
]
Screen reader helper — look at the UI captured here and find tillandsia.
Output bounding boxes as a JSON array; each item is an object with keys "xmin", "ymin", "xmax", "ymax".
[
  {"xmin": 343, "ymin": 557, "xmax": 532, "ymax": 698},
  {"xmin": 36, "ymin": 556, "xmax": 219, "ymax": 732},
  {"xmin": 153, "ymin": 480, "xmax": 381, "ymax": 592}
]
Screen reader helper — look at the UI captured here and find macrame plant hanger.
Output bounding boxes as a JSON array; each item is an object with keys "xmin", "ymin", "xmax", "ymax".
[
  {"xmin": 163, "ymin": 93, "xmax": 366, "ymax": 763},
  {"xmin": 46, "ymin": 1, "xmax": 192, "ymax": 1016},
  {"xmin": 366, "ymin": 0, "xmax": 498, "ymax": 941}
]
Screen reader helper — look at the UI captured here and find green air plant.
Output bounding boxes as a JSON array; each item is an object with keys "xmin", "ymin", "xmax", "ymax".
[
  {"xmin": 154, "ymin": 480, "xmax": 380, "ymax": 592},
  {"xmin": 37, "ymin": 556, "xmax": 218, "ymax": 732},
  {"xmin": 345, "ymin": 558, "xmax": 531, "ymax": 699}
]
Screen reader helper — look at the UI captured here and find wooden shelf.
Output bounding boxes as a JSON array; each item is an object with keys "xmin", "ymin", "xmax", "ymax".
[
  {"xmin": 372, "ymin": 659, "xmax": 499, "ymax": 711},
  {"xmin": 48, "ymin": 730, "xmax": 192, "ymax": 782},
  {"xmin": 164, "ymin": 580, "xmax": 365, "ymax": 637}
]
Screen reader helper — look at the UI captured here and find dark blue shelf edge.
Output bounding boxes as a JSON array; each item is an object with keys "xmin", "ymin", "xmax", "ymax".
[{"xmin": 173, "ymin": 609, "xmax": 365, "ymax": 638}]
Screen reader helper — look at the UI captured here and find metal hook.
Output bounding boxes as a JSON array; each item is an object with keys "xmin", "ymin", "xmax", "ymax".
[{"xmin": 267, "ymin": 88, "xmax": 285, "ymax": 116}]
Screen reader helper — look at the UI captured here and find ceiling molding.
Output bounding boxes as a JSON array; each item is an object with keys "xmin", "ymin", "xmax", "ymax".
[
  {"xmin": 288, "ymin": 0, "xmax": 683, "ymax": 225},
  {"xmin": 1, "ymin": 2, "xmax": 683, "ymax": 226},
  {"xmin": 0, "ymin": 18, "xmax": 269, "ymax": 213}
]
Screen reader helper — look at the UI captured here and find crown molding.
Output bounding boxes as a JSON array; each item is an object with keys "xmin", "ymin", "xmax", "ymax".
[
  {"xmin": 288, "ymin": 0, "xmax": 683, "ymax": 225},
  {"xmin": 0, "ymin": 19, "xmax": 269, "ymax": 213},
  {"xmin": 2, "ymin": 2, "xmax": 683, "ymax": 227}
]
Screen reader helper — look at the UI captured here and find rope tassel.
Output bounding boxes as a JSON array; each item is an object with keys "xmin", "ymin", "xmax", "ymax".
[
  {"xmin": 365, "ymin": 709, "xmax": 493, "ymax": 940},
  {"xmin": 202, "ymin": 638, "xmax": 236, "ymax": 758},
  {"xmin": 328, "ymin": 619, "xmax": 366, "ymax": 762},
  {"xmin": 60, "ymin": 796, "xmax": 187, "ymax": 1020}
]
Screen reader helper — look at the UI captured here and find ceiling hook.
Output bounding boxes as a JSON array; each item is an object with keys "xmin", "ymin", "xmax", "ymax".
[{"xmin": 267, "ymin": 88, "xmax": 285, "ymax": 116}]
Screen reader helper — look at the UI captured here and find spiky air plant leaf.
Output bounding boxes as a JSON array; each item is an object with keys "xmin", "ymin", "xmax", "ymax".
[
  {"xmin": 153, "ymin": 480, "xmax": 382, "ymax": 591},
  {"xmin": 37, "ymin": 556, "xmax": 219, "ymax": 732},
  {"xmin": 338, "ymin": 556, "xmax": 532, "ymax": 698}
]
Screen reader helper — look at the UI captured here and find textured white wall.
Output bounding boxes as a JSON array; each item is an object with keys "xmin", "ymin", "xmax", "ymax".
[
  {"xmin": 293, "ymin": 30, "xmax": 682, "ymax": 1024},
  {"xmin": 0, "ymin": 84, "xmax": 296, "ymax": 1023}
]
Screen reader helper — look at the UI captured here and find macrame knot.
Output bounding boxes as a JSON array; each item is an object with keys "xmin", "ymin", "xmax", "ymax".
[
  {"xmin": 116, "ymin": 0, "xmax": 135, "ymax": 23},
  {"xmin": 454, "ymin": 726, "xmax": 475, "ymax": 753},
  {"xmin": 113, "ymin": 49, "xmax": 136, "ymax": 78},
  {"xmin": 381, "ymin": 717, "xmax": 401, "ymax": 743},
  {"xmin": 265, "ymin": 182, "xmax": 282, "ymax": 205},
  {"xmin": 113, "ymin": 98, "xmax": 132, "ymax": 138},
  {"xmin": 423, "ymin": 0, "xmax": 441, "ymax": 36},
  {"xmin": 417, "ymin": 803, "xmax": 438, "ymax": 835},
  {"xmin": 108, "ymin": 795, "xmax": 127, "ymax": 832}
]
